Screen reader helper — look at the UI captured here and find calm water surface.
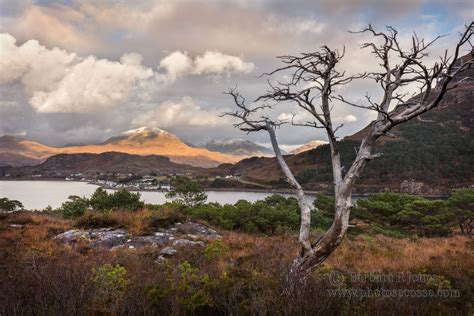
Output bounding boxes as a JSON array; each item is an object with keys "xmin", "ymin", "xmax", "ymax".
[{"xmin": 0, "ymin": 180, "xmax": 314, "ymax": 210}]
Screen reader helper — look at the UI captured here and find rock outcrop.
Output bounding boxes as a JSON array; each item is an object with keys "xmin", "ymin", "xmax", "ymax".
[{"xmin": 54, "ymin": 222, "xmax": 221, "ymax": 255}]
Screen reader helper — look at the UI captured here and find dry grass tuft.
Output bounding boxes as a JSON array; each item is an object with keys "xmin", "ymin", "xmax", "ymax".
[{"xmin": 328, "ymin": 234, "xmax": 474, "ymax": 278}]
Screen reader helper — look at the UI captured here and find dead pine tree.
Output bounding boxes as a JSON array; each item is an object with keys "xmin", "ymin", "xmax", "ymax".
[{"xmin": 223, "ymin": 23, "xmax": 474, "ymax": 289}]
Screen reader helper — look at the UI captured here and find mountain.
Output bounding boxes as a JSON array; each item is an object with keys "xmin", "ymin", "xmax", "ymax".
[
  {"xmin": 0, "ymin": 135, "xmax": 62, "ymax": 167},
  {"xmin": 203, "ymin": 139, "xmax": 279, "ymax": 157},
  {"xmin": 213, "ymin": 66, "xmax": 474, "ymax": 195},
  {"xmin": 0, "ymin": 127, "xmax": 239, "ymax": 168},
  {"xmin": 1, "ymin": 152, "xmax": 202, "ymax": 177},
  {"xmin": 289, "ymin": 140, "xmax": 328, "ymax": 155}
]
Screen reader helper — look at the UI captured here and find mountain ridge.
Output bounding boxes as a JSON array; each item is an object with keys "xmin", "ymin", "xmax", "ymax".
[
  {"xmin": 213, "ymin": 78, "xmax": 474, "ymax": 195},
  {"xmin": 1, "ymin": 151, "xmax": 203, "ymax": 177},
  {"xmin": 289, "ymin": 140, "xmax": 328, "ymax": 155},
  {"xmin": 203, "ymin": 139, "xmax": 279, "ymax": 157},
  {"xmin": 0, "ymin": 127, "xmax": 240, "ymax": 168}
]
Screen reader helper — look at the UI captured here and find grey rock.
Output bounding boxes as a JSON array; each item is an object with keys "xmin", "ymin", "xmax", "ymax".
[
  {"xmin": 89, "ymin": 228, "xmax": 129, "ymax": 249},
  {"xmin": 9, "ymin": 224, "xmax": 24, "ymax": 228},
  {"xmin": 54, "ymin": 222, "xmax": 220, "ymax": 250},
  {"xmin": 174, "ymin": 222, "xmax": 221, "ymax": 239},
  {"xmin": 89, "ymin": 228, "xmax": 128, "ymax": 239},
  {"xmin": 54, "ymin": 229, "xmax": 90, "ymax": 243},
  {"xmin": 172, "ymin": 239, "xmax": 205, "ymax": 247},
  {"xmin": 160, "ymin": 247, "xmax": 178, "ymax": 256},
  {"xmin": 154, "ymin": 255, "xmax": 167, "ymax": 264},
  {"xmin": 129, "ymin": 233, "xmax": 174, "ymax": 247}
]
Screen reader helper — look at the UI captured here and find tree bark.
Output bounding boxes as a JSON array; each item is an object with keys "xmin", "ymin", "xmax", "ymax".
[
  {"xmin": 224, "ymin": 23, "xmax": 474, "ymax": 294},
  {"xmin": 267, "ymin": 124, "xmax": 312, "ymax": 253}
]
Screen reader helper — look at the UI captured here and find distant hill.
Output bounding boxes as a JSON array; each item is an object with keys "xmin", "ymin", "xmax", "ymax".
[
  {"xmin": 0, "ymin": 127, "xmax": 239, "ymax": 168},
  {"xmin": 1, "ymin": 152, "xmax": 202, "ymax": 177},
  {"xmin": 0, "ymin": 135, "xmax": 63, "ymax": 167},
  {"xmin": 289, "ymin": 140, "xmax": 328, "ymax": 155},
  {"xmin": 214, "ymin": 68, "xmax": 474, "ymax": 195},
  {"xmin": 203, "ymin": 139, "xmax": 278, "ymax": 157}
]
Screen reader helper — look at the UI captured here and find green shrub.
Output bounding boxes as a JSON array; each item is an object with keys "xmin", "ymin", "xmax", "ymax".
[
  {"xmin": 204, "ymin": 240, "xmax": 230, "ymax": 261},
  {"xmin": 352, "ymin": 192, "xmax": 457, "ymax": 237},
  {"xmin": 56, "ymin": 196, "xmax": 90, "ymax": 218},
  {"xmin": 56, "ymin": 188, "xmax": 144, "ymax": 218},
  {"xmin": 109, "ymin": 189, "xmax": 144, "ymax": 211},
  {"xmin": 186, "ymin": 195, "xmax": 302, "ymax": 234},
  {"xmin": 312, "ymin": 194, "xmax": 334, "ymax": 230},
  {"xmin": 448, "ymin": 188, "xmax": 474, "ymax": 235},
  {"xmin": 74, "ymin": 211, "xmax": 121, "ymax": 228},
  {"xmin": 353, "ymin": 192, "xmax": 420, "ymax": 222},
  {"xmin": 0, "ymin": 197, "xmax": 23, "ymax": 213},
  {"xmin": 166, "ymin": 177, "xmax": 207, "ymax": 207},
  {"xmin": 90, "ymin": 188, "xmax": 144, "ymax": 212},
  {"xmin": 313, "ymin": 194, "xmax": 334, "ymax": 215},
  {"xmin": 147, "ymin": 207, "xmax": 186, "ymax": 228},
  {"xmin": 89, "ymin": 188, "xmax": 112, "ymax": 211},
  {"xmin": 176, "ymin": 261, "xmax": 214, "ymax": 313},
  {"xmin": 92, "ymin": 264, "xmax": 128, "ymax": 312},
  {"xmin": 147, "ymin": 261, "xmax": 215, "ymax": 314},
  {"xmin": 370, "ymin": 224, "xmax": 408, "ymax": 238}
]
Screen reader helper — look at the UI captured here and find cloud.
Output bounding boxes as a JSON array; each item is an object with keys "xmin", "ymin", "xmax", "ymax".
[
  {"xmin": 1, "ymin": 0, "xmax": 328, "ymax": 58},
  {"xmin": 159, "ymin": 50, "xmax": 255, "ymax": 83},
  {"xmin": 159, "ymin": 51, "xmax": 193, "ymax": 82},
  {"xmin": 2, "ymin": 4, "xmax": 100, "ymax": 55},
  {"xmin": 132, "ymin": 96, "xmax": 228, "ymax": 128},
  {"xmin": 30, "ymin": 55, "xmax": 154, "ymax": 113},
  {"xmin": 120, "ymin": 52, "xmax": 144, "ymax": 66},
  {"xmin": 0, "ymin": 33, "xmax": 253, "ymax": 113},
  {"xmin": 0, "ymin": 33, "xmax": 74, "ymax": 85},
  {"xmin": 343, "ymin": 114, "xmax": 357, "ymax": 123},
  {"xmin": 0, "ymin": 0, "xmax": 470, "ymax": 146},
  {"xmin": 0, "ymin": 33, "xmax": 154, "ymax": 113},
  {"xmin": 193, "ymin": 51, "xmax": 255, "ymax": 75}
]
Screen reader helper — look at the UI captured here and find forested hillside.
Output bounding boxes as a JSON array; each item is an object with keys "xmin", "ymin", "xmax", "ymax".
[{"xmin": 219, "ymin": 79, "xmax": 473, "ymax": 195}]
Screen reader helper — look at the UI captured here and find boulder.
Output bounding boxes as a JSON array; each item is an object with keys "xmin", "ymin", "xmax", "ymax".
[
  {"xmin": 174, "ymin": 222, "xmax": 221, "ymax": 239},
  {"xmin": 160, "ymin": 247, "xmax": 177, "ymax": 256},
  {"xmin": 53, "ymin": 222, "xmax": 220, "ymax": 250},
  {"xmin": 54, "ymin": 229, "xmax": 90, "ymax": 244},
  {"xmin": 172, "ymin": 239, "xmax": 205, "ymax": 247},
  {"xmin": 89, "ymin": 228, "xmax": 129, "ymax": 248},
  {"xmin": 155, "ymin": 255, "xmax": 167, "ymax": 264},
  {"xmin": 128, "ymin": 233, "xmax": 175, "ymax": 247}
]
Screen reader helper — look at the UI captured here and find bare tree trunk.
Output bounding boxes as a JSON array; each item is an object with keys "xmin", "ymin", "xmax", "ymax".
[
  {"xmin": 225, "ymin": 23, "xmax": 473, "ymax": 294},
  {"xmin": 329, "ymin": 141, "xmax": 343, "ymax": 192},
  {"xmin": 267, "ymin": 120, "xmax": 353, "ymax": 289},
  {"xmin": 267, "ymin": 125, "xmax": 312, "ymax": 253},
  {"xmin": 322, "ymin": 88, "xmax": 343, "ymax": 193},
  {"xmin": 291, "ymin": 199, "xmax": 351, "ymax": 271},
  {"xmin": 288, "ymin": 129, "xmax": 380, "ymax": 283}
]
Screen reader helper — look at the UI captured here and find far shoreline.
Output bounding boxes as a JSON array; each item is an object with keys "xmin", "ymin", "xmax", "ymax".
[{"xmin": 0, "ymin": 178, "xmax": 450, "ymax": 199}]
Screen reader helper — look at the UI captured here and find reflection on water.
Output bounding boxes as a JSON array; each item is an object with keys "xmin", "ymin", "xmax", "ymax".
[{"xmin": 0, "ymin": 180, "xmax": 315, "ymax": 210}]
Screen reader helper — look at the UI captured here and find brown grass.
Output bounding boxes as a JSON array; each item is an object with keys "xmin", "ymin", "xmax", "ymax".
[
  {"xmin": 1, "ymin": 211, "xmax": 473, "ymax": 315},
  {"xmin": 329, "ymin": 235, "xmax": 474, "ymax": 274}
]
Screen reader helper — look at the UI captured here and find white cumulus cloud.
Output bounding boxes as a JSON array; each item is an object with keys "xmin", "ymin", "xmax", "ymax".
[
  {"xmin": 132, "ymin": 96, "xmax": 228, "ymax": 128},
  {"xmin": 343, "ymin": 114, "xmax": 358, "ymax": 123},
  {"xmin": 0, "ymin": 33, "xmax": 75, "ymax": 87},
  {"xmin": 0, "ymin": 33, "xmax": 254, "ymax": 113},
  {"xmin": 30, "ymin": 56, "xmax": 154, "ymax": 113},
  {"xmin": 159, "ymin": 50, "xmax": 254, "ymax": 83},
  {"xmin": 193, "ymin": 50, "xmax": 255, "ymax": 75},
  {"xmin": 159, "ymin": 50, "xmax": 193, "ymax": 83},
  {"xmin": 0, "ymin": 33, "xmax": 154, "ymax": 113}
]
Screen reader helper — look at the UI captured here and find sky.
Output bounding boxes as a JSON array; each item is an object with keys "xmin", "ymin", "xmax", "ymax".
[{"xmin": 0, "ymin": 0, "xmax": 472, "ymax": 149}]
